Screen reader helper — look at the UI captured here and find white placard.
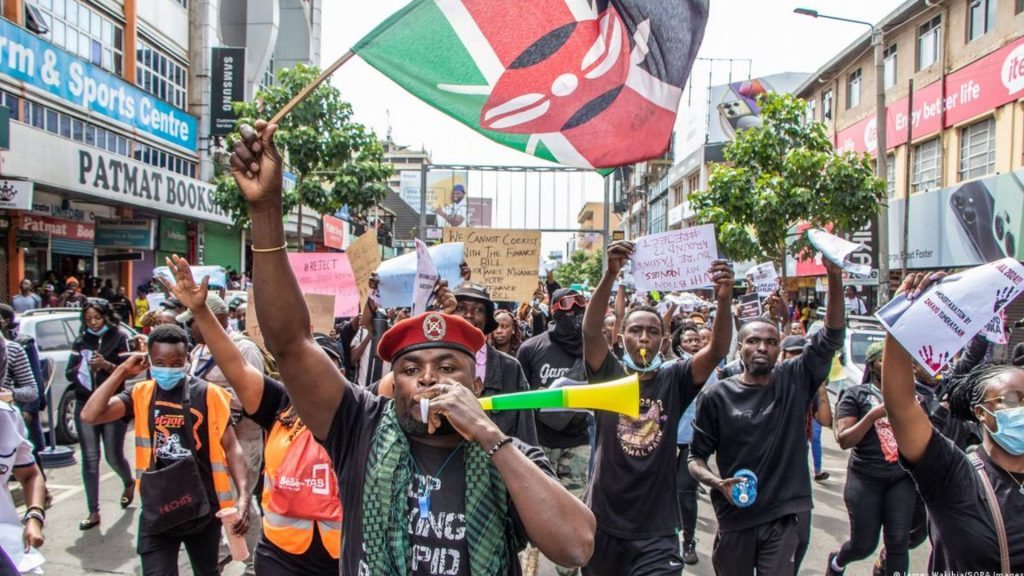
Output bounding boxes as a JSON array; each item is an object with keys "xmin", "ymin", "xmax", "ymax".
[
  {"xmin": 984, "ymin": 310, "xmax": 1009, "ymax": 345},
  {"xmin": 632, "ymin": 225, "xmax": 718, "ymax": 292},
  {"xmin": 876, "ymin": 258, "xmax": 1024, "ymax": 375},
  {"xmin": 412, "ymin": 239, "xmax": 438, "ymax": 315},
  {"xmin": 747, "ymin": 262, "xmax": 779, "ymax": 296},
  {"xmin": 807, "ymin": 228, "xmax": 871, "ymax": 277}
]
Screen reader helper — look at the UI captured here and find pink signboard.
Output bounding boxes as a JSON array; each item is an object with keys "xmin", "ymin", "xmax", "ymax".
[{"xmin": 287, "ymin": 253, "xmax": 359, "ymax": 317}]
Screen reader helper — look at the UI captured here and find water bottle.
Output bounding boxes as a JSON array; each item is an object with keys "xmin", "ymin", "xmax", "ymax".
[{"xmin": 731, "ymin": 469, "xmax": 758, "ymax": 508}]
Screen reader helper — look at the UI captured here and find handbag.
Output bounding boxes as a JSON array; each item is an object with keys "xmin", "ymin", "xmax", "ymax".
[
  {"xmin": 267, "ymin": 422, "xmax": 341, "ymax": 522},
  {"xmin": 139, "ymin": 378, "xmax": 212, "ymax": 536}
]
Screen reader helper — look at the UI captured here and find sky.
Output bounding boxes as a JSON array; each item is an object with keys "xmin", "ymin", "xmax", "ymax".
[{"xmin": 320, "ymin": 0, "xmax": 903, "ymax": 258}]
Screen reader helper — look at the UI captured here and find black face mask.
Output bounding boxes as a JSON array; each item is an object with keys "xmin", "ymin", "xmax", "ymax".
[{"xmin": 550, "ymin": 313, "xmax": 584, "ymax": 355}]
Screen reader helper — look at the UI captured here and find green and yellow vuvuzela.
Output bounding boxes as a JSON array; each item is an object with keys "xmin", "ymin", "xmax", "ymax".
[{"xmin": 478, "ymin": 375, "xmax": 640, "ymax": 419}]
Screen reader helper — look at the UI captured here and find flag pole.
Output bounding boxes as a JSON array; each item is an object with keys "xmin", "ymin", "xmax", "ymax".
[{"xmin": 269, "ymin": 50, "xmax": 356, "ymax": 125}]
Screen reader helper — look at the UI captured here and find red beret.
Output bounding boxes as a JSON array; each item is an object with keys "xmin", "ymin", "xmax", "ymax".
[{"xmin": 377, "ymin": 312, "xmax": 486, "ymax": 363}]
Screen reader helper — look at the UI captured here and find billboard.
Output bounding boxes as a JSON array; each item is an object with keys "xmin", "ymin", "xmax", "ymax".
[
  {"xmin": 398, "ymin": 170, "xmax": 469, "ymax": 214},
  {"xmin": 468, "ymin": 198, "xmax": 493, "ymax": 227},
  {"xmin": 707, "ymin": 72, "xmax": 809, "ymax": 145}
]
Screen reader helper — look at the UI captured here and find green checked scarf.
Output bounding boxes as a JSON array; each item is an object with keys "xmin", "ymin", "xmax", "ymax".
[{"xmin": 362, "ymin": 402, "xmax": 512, "ymax": 576}]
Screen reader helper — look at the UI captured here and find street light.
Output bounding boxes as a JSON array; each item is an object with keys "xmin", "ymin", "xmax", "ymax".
[{"xmin": 795, "ymin": 8, "xmax": 891, "ymax": 305}]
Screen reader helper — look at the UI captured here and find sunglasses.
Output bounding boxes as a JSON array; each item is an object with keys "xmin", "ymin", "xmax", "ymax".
[{"xmin": 551, "ymin": 294, "xmax": 587, "ymax": 313}]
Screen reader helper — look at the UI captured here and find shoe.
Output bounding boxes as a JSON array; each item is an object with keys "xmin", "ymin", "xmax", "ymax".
[
  {"xmin": 120, "ymin": 483, "xmax": 135, "ymax": 509},
  {"xmin": 814, "ymin": 471, "xmax": 831, "ymax": 482},
  {"xmin": 826, "ymin": 552, "xmax": 844, "ymax": 576},
  {"xmin": 79, "ymin": 516, "xmax": 100, "ymax": 531},
  {"xmin": 682, "ymin": 539, "xmax": 698, "ymax": 565}
]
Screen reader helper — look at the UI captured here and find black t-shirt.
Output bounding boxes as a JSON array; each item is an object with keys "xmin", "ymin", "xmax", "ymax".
[
  {"xmin": 516, "ymin": 331, "xmax": 589, "ymax": 449},
  {"xmin": 690, "ymin": 326, "xmax": 843, "ymax": 532},
  {"xmin": 836, "ymin": 384, "xmax": 904, "ymax": 479},
  {"xmin": 320, "ymin": 384, "xmax": 555, "ymax": 576},
  {"xmin": 903, "ymin": 432, "xmax": 1024, "ymax": 572},
  {"xmin": 587, "ymin": 355, "xmax": 699, "ymax": 538},
  {"xmin": 246, "ymin": 377, "xmax": 337, "ymax": 574}
]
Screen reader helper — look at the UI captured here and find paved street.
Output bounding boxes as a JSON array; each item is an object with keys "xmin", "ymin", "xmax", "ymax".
[{"xmin": 27, "ymin": 419, "xmax": 932, "ymax": 575}]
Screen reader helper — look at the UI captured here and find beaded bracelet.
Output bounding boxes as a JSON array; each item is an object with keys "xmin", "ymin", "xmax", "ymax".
[{"xmin": 487, "ymin": 436, "xmax": 514, "ymax": 458}]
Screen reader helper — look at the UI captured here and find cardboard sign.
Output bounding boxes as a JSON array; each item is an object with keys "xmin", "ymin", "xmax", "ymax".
[
  {"xmin": 738, "ymin": 293, "xmax": 763, "ymax": 320},
  {"xmin": 376, "ymin": 243, "xmax": 465, "ymax": 308},
  {"xmin": 443, "ymin": 228, "xmax": 541, "ymax": 302},
  {"xmin": 876, "ymin": 257, "xmax": 1024, "ymax": 375},
  {"xmin": 286, "ymin": 253, "xmax": 358, "ymax": 317},
  {"xmin": 347, "ymin": 230, "xmax": 382, "ymax": 304},
  {"xmin": 747, "ymin": 262, "xmax": 779, "ymax": 297},
  {"xmin": 412, "ymin": 239, "xmax": 439, "ymax": 315},
  {"xmin": 632, "ymin": 225, "xmax": 718, "ymax": 292},
  {"xmin": 246, "ymin": 290, "xmax": 336, "ymax": 349},
  {"xmin": 807, "ymin": 229, "xmax": 871, "ymax": 277}
]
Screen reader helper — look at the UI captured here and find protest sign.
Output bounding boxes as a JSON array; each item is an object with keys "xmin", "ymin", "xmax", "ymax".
[
  {"xmin": 412, "ymin": 239, "xmax": 439, "ymax": 315},
  {"xmin": 154, "ymin": 265, "xmax": 228, "ymax": 290},
  {"xmin": 246, "ymin": 290, "xmax": 335, "ymax": 350},
  {"xmin": 347, "ymin": 230, "xmax": 382, "ymax": 304},
  {"xmin": 146, "ymin": 292, "xmax": 166, "ymax": 311},
  {"xmin": 738, "ymin": 293, "xmax": 763, "ymax": 320},
  {"xmin": 876, "ymin": 257, "xmax": 1024, "ymax": 375},
  {"xmin": 747, "ymin": 262, "xmax": 779, "ymax": 297},
  {"xmin": 443, "ymin": 228, "xmax": 541, "ymax": 302},
  {"xmin": 632, "ymin": 225, "xmax": 718, "ymax": 292},
  {"xmin": 807, "ymin": 229, "xmax": 871, "ymax": 277},
  {"xmin": 287, "ymin": 253, "xmax": 358, "ymax": 317},
  {"xmin": 377, "ymin": 243, "xmax": 464, "ymax": 308},
  {"xmin": 984, "ymin": 310, "xmax": 1009, "ymax": 345}
]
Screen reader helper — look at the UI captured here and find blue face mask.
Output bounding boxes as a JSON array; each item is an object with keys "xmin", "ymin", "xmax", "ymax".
[
  {"xmin": 150, "ymin": 366, "xmax": 186, "ymax": 391},
  {"xmin": 86, "ymin": 325, "xmax": 109, "ymax": 337},
  {"xmin": 620, "ymin": 339, "xmax": 664, "ymax": 374},
  {"xmin": 982, "ymin": 406, "xmax": 1024, "ymax": 456}
]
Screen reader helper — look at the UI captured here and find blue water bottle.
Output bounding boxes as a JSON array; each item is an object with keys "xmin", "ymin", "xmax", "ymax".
[{"xmin": 731, "ymin": 469, "xmax": 758, "ymax": 508}]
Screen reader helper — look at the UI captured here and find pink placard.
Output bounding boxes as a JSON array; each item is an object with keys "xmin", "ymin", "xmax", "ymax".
[{"xmin": 287, "ymin": 253, "xmax": 359, "ymax": 317}]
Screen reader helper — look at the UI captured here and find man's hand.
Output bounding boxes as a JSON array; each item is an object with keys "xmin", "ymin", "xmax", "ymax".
[
  {"xmin": 230, "ymin": 121, "xmax": 283, "ymax": 207},
  {"xmin": 119, "ymin": 353, "xmax": 150, "ymax": 378},
  {"xmin": 23, "ymin": 518, "xmax": 43, "ymax": 551},
  {"xmin": 606, "ymin": 241, "xmax": 634, "ymax": 278},
  {"xmin": 822, "ymin": 257, "xmax": 843, "ymax": 278},
  {"xmin": 417, "ymin": 382, "xmax": 500, "ymax": 444},
  {"xmin": 708, "ymin": 260, "xmax": 735, "ymax": 303},
  {"xmin": 460, "ymin": 262, "xmax": 472, "ymax": 282},
  {"xmin": 160, "ymin": 255, "xmax": 209, "ymax": 311},
  {"xmin": 434, "ymin": 280, "xmax": 458, "ymax": 314},
  {"xmin": 715, "ymin": 477, "xmax": 746, "ymax": 503},
  {"xmin": 230, "ymin": 500, "xmax": 250, "ymax": 537}
]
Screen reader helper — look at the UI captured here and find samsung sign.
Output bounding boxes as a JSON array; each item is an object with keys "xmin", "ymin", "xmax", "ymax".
[{"xmin": 0, "ymin": 18, "xmax": 197, "ymax": 150}]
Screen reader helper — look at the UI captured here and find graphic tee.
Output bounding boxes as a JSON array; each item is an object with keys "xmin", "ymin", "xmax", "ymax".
[{"xmin": 516, "ymin": 331, "xmax": 589, "ymax": 448}]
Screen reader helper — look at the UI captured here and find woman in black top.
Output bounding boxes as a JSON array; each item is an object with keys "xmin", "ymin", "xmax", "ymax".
[
  {"xmin": 65, "ymin": 301, "xmax": 134, "ymax": 530},
  {"xmin": 882, "ymin": 272, "xmax": 1024, "ymax": 573},
  {"xmin": 829, "ymin": 342, "xmax": 916, "ymax": 576}
]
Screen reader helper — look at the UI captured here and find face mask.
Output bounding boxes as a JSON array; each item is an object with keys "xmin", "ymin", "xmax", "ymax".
[
  {"xmin": 87, "ymin": 325, "xmax": 109, "ymax": 337},
  {"xmin": 550, "ymin": 313, "xmax": 583, "ymax": 353},
  {"xmin": 151, "ymin": 366, "xmax": 186, "ymax": 391},
  {"xmin": 982, "ymin": 406, "xmax": 1024, "ymax": 456},
  {"xmin": 621, "ymin": 339, "xmax": 665, "ymax": 373}
]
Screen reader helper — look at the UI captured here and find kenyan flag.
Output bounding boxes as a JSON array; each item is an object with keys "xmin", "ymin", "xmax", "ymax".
[{"xmin": 353, "ymin": 0, "xmax": 709, "ymax": 169}]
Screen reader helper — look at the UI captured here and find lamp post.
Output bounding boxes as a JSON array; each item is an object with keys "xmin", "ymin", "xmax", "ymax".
[{"xmin": 795, "ymin": 8, "xmax": 891, "ymax": 305}]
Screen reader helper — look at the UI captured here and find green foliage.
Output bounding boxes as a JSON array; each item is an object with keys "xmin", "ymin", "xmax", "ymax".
[
  {"xmin": 554, "ymin": 250, "xmax": 604, "ymax": 288},
  {"xmin": 213, "ymin": 64, "xmax": 393, "ymax": 227},
  {"xmin": 691, "ymin": 92, "xmax": 884, "ymax": 271}
]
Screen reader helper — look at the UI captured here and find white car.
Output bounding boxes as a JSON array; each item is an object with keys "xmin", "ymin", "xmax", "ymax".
[
  {"xmin": 812, "ymin": 314, "xmax": 886, "ymax": 395},
  {"xmin": 18, "ymin": 308, "xmax": 142, "ymax": 444}
]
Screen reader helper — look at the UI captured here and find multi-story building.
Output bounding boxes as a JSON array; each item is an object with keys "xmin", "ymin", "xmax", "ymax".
[
  {"xmin": 380, "ymin": 137, "xmax": 429, "ymax": 255},
  {"xmin": 575, "ymin": 201, "xmax": 621, "ymax": 254},
  {"xmin": 0, "ymin": 0, "xmax": 320, "ymax": 299}
]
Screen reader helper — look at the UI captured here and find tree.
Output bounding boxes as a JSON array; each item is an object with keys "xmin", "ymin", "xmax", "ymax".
[
  {"xmin": 214, "ymin": 64, "xmax": 393, "ymax": 249},
  {"xmin": 554, "ymin": 250, "xmax": 603, "ymax": 288},
  {"xmin": 690, "ymin": 92, "xmax": 884, "ymax": 281}
]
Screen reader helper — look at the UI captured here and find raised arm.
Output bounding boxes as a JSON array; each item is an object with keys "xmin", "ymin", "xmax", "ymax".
[
  {"xmin": 80, "ymin": 353, "xmax": 148, "ymax": 424},
  {"xmin": 691, "ymin": 261, "xmax": 735, "ymax": 384},
  {"xmin": 583, "ymin": 241, "xmax": 632, "ymax": 373},
  {"xmin": 162, "ymin": 256, "xmax": 265, "ymax": 415},
  {"xmin": 231, "ymin": 121, "xmax": 345, "ymax": 439},
  {"xmin": 613, "ymin": 285, "xmax": 626, "ymax": 341},
  {"xmin": 823, "ymin": 259, "xmax": 845, "ymax": 331}
]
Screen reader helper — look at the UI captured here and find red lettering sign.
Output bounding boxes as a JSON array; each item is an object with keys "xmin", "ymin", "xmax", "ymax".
[
  {"xmin": 22, "ymin": 214, "xmax": 95, "ymax": 242},
  {"xmin": 322, "ymin": 215, "xmax": 347, "ymax": 250}
]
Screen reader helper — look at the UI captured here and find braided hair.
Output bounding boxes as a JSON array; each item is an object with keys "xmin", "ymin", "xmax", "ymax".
[{"xmin": 946, "ymin": 364, "xmax": 1022, "ymax": 421}]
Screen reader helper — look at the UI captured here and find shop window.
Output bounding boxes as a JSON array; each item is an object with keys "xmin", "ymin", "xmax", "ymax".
[{"xmin": 959, "ymin": 117, "xmax": 996, "ymax": 181}]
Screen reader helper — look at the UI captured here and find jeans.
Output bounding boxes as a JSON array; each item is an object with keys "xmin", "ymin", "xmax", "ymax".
[
  {"xmin": 675, "ymin": 445, "xmax": 698, "ymax": 540},
  {"xmin": 811, "ymin": 420, "xmax": 823, "ymax": 474},
  {"xmin": 836, "ymin": 469, "xmax": 916, "ymax": 576},
  {"xmin": 75, "ymin": 400, "xmax": 133, "ymax": 514}
]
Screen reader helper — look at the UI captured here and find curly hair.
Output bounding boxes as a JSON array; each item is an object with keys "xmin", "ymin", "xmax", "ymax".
[
  {"xmin": 623, "ymin": 303, "xmax": 660, "ymax": 326},
  {"xmin": 946, "ymin": 364, "xmax": 1023, "ymax": 421}
]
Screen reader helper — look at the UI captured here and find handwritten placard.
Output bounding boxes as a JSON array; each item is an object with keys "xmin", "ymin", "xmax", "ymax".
[
  {"xmin": 632, "ymin": 225, "xmax": 718, "ymax": 292},
  {"xmin": 246, "ymin": 290, "xmax": 336, "ymax": 350},
  {"xmin": 443, "ymin": 228, "xmax": 541, "ymax": 302},
  {"xmin": 876, "ymin": 257, "xmax": 1024, "ymax": 375},
  {"xmin": 347, "ymin": 230, "xmax": 381, "ymax": 304},
  {"xmin": 287, "ymin": 253, "xmax": 358, "ymax": 317}
]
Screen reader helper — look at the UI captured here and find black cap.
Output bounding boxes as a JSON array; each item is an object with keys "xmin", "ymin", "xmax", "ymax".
[
  {"xmin": 453, "ymin": 282, "xmax": 497, "ymax": 334},
  {"xmin": 781, "ymin": 335, "xmax": 807, "ymax": 352}
]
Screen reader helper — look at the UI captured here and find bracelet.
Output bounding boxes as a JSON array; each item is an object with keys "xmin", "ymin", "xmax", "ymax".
[
  {"xmin": 22, "ymin": 509, "xmax": 44, "ymax": 527},
  {"xmin": 486, "ymin": 436, "xmax": 514, "ymax": 458},
  {"xmin": 251, "ymin": 242, "xmax": 288, "ymax": 253}
]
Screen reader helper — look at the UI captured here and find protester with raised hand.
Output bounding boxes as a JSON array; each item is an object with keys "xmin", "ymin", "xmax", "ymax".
[
  {"xmin": 881, "ymin": 271, "xmax": 1024, "ymax": 573},
  {"xmin": 229, "ymin": 120, "xmax": 595, "ymax": 574},
  {"xmin": 688, "ymin": 257, "xmax": 846, "ymax": 575},
  {"xmin": 162, "ymin": 255, "xmax": 340, "ymax": 576},
  {"xmin": 581, "ymin": 240, "xmax": 734, "ymax": 575}
]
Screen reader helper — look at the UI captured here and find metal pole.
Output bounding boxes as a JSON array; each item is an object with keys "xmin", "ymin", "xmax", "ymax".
[
  {"xmin": 901, "ymin": 79, "xmax": 915, "ymax": 277},
  {"xmin": 873, "ymin": 28, "xmax": 891, "ymax": 305},
  {"xmin": 419, "ymin": 163, "xmax": 428, "ymax": 242}
]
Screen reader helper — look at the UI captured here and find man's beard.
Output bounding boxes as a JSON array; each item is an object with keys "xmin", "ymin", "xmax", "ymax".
[
  {"xmin": 397, "ymin": 411, "xmax": 458, "ymax": 437},
  {"xmin": 747, "ymin": 363, "xmax": 773, "ymax": 377}
]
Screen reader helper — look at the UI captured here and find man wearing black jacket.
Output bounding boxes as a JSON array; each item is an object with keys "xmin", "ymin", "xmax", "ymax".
[{"xmin": 688, "ymin": 258, "xmax": 846, "ymax": 575}]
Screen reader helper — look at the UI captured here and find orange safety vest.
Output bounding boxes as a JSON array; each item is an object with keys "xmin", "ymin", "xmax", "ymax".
[
  {"xmin": 131, "ymin": 379, "xmax": 236, "ymax": 510},
  {"xmin": 261, "ymin": 407, "xmax": 342, "ymax": 559}
]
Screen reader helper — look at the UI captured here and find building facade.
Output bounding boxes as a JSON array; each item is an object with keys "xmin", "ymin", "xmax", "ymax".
[
  {"xmin": 0, "ymin": 0, "xmax": 320, "ymax": 299},
  {"xmin": 575, "ymin": 201, "xmax": 621, "ymax": 254}
]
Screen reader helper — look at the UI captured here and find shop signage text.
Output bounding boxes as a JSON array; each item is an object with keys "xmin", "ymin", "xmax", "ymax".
[
  {"xmin": 322, "ymin": 214, "xmax": 347, "ymax": 250},
  {"xmin": 0, "ymin": 179, "xmax": 33, "ymax": 210},
  {"xmin": 95, "ymin": 218, "xmax": 155, "ymax": 250},
  {"xmin": 210, "ymin": 47, "xmax": 245, "ymax": 137},
  {"xmin": 23, "ymin": 213, "xmax": 94, "ymax": 241},
  {"xmin": 0, "ymin": 18, "xmax": 197, "ymax": 150}
]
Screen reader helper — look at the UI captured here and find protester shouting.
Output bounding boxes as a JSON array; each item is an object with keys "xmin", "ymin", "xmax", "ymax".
[
  {"xmin": 881, "ymin": 271, "xmax": 1024, "ymax": 572},
  {"xmin": 230, "ymin": 119, "xmax": 595, "ymax": 574},
  {"xmin": 162, "ymin": 255, "xmax": 341, "ymax": 576},
  {"xmin": 81, "ymin": 324, "xmax": 249, "ymax": 575},
  {"xmin": 688, "ymin": 257, "xmax": 846, "ymax": 575},
  {"xmin": 581, "ymin": 240, "xmax": 734, "ymax": 575},
  {"xmin": 65, "ymin": 300, "xmax": 134, "ymax": 531}
]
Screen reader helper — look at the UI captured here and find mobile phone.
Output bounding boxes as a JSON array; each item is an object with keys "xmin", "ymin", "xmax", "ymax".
[
  {"xmin": 718, "ymin": 100, "xmax": 759, "ymax": 138},
  {"xmin": 949, "ymin": 180, "xmax": 1004, "ymax": 262}
]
